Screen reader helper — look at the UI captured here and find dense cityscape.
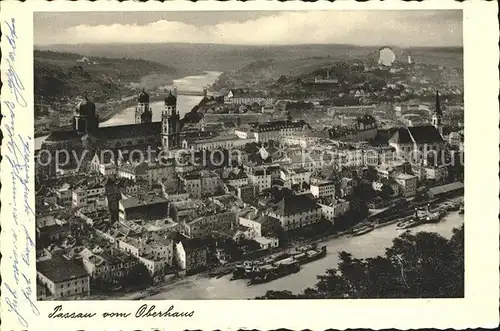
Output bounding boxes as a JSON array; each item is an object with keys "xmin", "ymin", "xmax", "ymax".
[{"xmin": 35, "ymin": 38, "xmax": 464, "ymax": 300}]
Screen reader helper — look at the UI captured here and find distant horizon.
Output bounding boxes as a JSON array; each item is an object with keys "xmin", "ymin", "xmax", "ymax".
[
  {"xmin": 34, "ymin": 11, "xmax": 463, "ymax": 47},
  {"xmin": 34, "ymin": 42, "xmax": 463, "ymax": 49}
]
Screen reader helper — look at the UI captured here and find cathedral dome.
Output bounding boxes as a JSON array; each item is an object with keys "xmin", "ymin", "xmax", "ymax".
[
  {"xmin": 165, "ymin": 90, "xmax": 177, "ymax": 106},
  {"xmin": 75, "ymin": 94, "xmax": 96, "ymax": 117},
  {"xmin": 138, "ymin": 89, "xmax": 150, "ymax": 103}
]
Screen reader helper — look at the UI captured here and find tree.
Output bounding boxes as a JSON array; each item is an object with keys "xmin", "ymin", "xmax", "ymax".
[
  {"xmin": 257, "ymin": 226, "xmax": 464, "ymax": 299},
  {"xmin": 364, "ymin": 166, "xmax": 378, "ymax": 181},
  {"xmin": 121, "ymin": 263, "xmax": 153, "ymax": 288},
  {"xmin": 379, "ymin": 184, "xmax": 394, "ymax": 200}
]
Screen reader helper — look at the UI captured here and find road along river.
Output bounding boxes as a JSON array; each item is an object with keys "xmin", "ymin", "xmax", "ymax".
[{"xmin": 140, "ymin": 212, "xmax": 464, "ymax": 300}]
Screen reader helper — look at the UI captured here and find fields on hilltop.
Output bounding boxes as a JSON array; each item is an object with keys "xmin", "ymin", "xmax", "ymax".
[{"xmin": 37, "ymin": 43, "xmax": 462, "ymax": 75}]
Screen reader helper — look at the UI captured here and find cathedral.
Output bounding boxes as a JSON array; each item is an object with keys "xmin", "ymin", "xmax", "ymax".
[
  {"xmin": 41, "ymin": 89, "xmax": 183, "ymax": 172},
  {"xmin": 389, "ymin": 91, "xmax": 446, "ymax": 160}
]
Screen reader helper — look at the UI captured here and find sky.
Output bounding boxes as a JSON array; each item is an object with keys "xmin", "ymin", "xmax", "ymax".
[{"xmin": 34, "ymin": 10, "xmax": 463, "ymax": 47}]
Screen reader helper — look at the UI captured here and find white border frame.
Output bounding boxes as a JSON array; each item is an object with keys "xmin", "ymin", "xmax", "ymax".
[{"xmin": 1, "ymin": 0, "xmax": 499, "ymax": 330}]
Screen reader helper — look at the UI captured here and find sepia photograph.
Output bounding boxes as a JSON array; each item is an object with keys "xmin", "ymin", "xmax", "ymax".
[{"xmin": 32, "ymin": 10, "xmax": 465, "ymax": 301}]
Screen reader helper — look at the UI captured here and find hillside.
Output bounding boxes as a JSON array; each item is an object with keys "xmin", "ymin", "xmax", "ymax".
[
  {"xmin": 35, "ymin": 43, "xmax": 383, "ymax": 73},
  {"xmin": 36, "ymin": 43, "xmax": 462, "ymax": 77},
  {"xmin": 34, "ymin": 50, "xmax": 183, "ymax": 102},
  {"xmin": 213, "ymin": 46, "xmax": 463, "ymax": 90}
]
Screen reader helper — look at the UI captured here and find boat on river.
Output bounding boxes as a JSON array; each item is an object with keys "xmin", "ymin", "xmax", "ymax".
[
  {"xmin": 352, "ymin": 224, "xmax": 375, "ymax": 236},
  {"xmin": 398, "ymin": 218, "xmax": 420, "ymax": 229},
  {"xmin": 248, "ymin": 259, "xmax": 301, "ymax": 285},
  {"xmin": 209, "ymin": 265, "xmax": 234, "ymax": 278},
  {"xmin": 231, "ymin": 260, "xmax": 263, "ymax": 280},
  {"xmin": 292, "ymin": 245, "xmax": 327, "ymax": 264}
]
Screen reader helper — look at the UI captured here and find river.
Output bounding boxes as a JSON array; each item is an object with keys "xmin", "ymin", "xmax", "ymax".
[
  {"xmin": 144, "ymin": 212, "xmax": 463, "ymax": 300},
  {"xmin": 34, "ymin": 71, "xmax": 222, "ymax": 149}
]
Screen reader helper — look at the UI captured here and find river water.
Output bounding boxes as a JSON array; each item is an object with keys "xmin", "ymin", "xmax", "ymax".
[
  {"xmin": 146, "ymin": 212, "xmax": 464, "ymax": 300},
  {"xmin": 34, "ymin": 71, "xmax": 222, "ymax": 149}
]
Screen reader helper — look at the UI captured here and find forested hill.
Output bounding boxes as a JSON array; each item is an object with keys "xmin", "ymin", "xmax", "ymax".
[{"xmin": 34, "ymin": 50, "xmax": 181, "ymax": 102}]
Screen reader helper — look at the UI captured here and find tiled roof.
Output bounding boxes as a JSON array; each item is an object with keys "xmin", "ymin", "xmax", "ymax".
[
  {"xmin": 407, "ymin": 126, "xmax": 444, "ymax": 144},
  {"xmin": 251, "ymin": 120, "xmax": 306, "ymax": 133},
  {"xmin": 389, "ymin": 126, "xmax": 444, "ymax": 145},
  {"xmin": 428, "ymin": 182, "xmax": 464, "ymax": 196},
  {"xmin": 97, "ymin": 122, "xmax": 161, "ymax": 140},
  {"xmin": 389, "ymin": 127, "xmax": 413, "ymax": 144},
  {"xmin": 45, "ymin": 129, "xmax": 82, "ymax": 142},
  {"xmin": 271, "ymin": 194, "xmax": 319, "ymax": 216},
  {"xmin": 45, "ymin": 122, "xmax": 162, "ymax": 142},
  {"xmin": 120, "ymin": 195, "xmax": 169, "ymax": 210},
  {"xmin": 37, "ymin": 257, "xmax": 88, "ymax": 283}
]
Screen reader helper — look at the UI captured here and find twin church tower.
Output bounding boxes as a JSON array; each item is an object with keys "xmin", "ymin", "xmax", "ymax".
[{"xmin": 135, "ymin": 88, "xmax": 181, "ymax": 152}]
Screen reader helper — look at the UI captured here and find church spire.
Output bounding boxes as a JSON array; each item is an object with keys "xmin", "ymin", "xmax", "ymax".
[
  {"xmin": 432, "ymin": 90, "xmax": 443, "ymax": 136},
  {"xmin": 435, "ymin": 90, "xmax": 442, "ymax": 116}
]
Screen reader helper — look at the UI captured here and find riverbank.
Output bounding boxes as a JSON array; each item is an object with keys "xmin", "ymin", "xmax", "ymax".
[
  {"xmin": 87, "ymin": 208, "xmax": 464, "ymax": 301},
  {"xmin": 34, "ymin": 71, "xmax": 223, "ymax": 146}
]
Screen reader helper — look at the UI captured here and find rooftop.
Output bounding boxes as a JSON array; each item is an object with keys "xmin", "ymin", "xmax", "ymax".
[
  {"xmin": 389, "ymin": 126, "xmax": 444, "ymax": 144},
  {"xmin": 120, "ymin": 195, "xmax": 169, "ymax": 210},
  {"xmin": 270, "ymin": 194, "xmax": 319, "ymax": 216},
  {"xmin": 429, "ymin": 182, "xmax": 464, "ymax": 196},
  {"xmin": 37, "ymin": 256, "xmax": 88, "ymax": 283},
  {"xmin": 394, "ymin": 173, "xmax": 417, "ymax": 180},
  {"xmin": 192, "ymin": 135, "xmax": 240, "ymax": 144}
]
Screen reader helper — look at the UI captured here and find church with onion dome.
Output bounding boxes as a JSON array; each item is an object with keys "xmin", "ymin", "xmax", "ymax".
[{"xmin": 41, "ymin": 89, "xmax": 183, "ymax": 164}]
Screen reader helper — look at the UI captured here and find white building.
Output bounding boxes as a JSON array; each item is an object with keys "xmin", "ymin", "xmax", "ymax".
[
  {"xmin": 319, "ymin": 199, "xmax": 350, "ymax": 224},
  {"xmin": 254, "ymin": 236, "xmax": 279, "ymax": 250},
  {"xmin": 72, "ymin": 184, "xmax": 106, "ymax": 208},
  {"xmin": 280, "ymin": 168, "xmax": 311, "ymax": 186},
  {"xmin": 37, "ymin": 258, "xmax": 90, "ymax": 299},
  {"xmin": 267, "ymin": 194, "xmax": 321, "ymax": 231},
  {"xmin": 179, "ymin": 170, "xmax": 223, "ymax": 198},
  {"xmin": 250, "ymin": 120, "xmax": 307, "ymax": 143},
  {"xmin": 394, "ymin": 173, "xmax": 418, "ymax": 197},
  {"xmin": 310, "ymin": 180, "xmax": 336, "ymax": 199},
  {"xmin": 448, "ymin": 131, "xmax": 463, "ymax": 148},
  {"xmin": 247, "ymin": 167, "xmax": 272, "ymax": 192},
  {"xmin": 182, "ymin": 135, "xmax": 254, "ymax": 151}
]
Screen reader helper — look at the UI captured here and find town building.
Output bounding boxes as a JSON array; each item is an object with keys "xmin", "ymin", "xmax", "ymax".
[
  {"xmin": 53, "ymin": 183, "xmax": 73, "ymax": 207},
  {"xmin": 309, "ymin": 180, "xmax": 336, "ymax": 199},
  {"xmin": 181, "ymin": 134, "xmax": 254, "ymax": 151},
  {"xmin": 117, "ymin": 234, "xmax": 174, "ymax": 273},
  {"xmin": 248, "ymin": 120, "xmax": 308, "ymax": 143},
  {"xmin": 224, "ymin": 90, "xmax": 274, "ymax": 106},
  {"xmin": 266, "ymin": 194, "xmax": 321, "ymax": 231},
  {"xmin": 247, "ymin": 167, "xmax": 272, "ymax": 192},
  {"xmin": 179, "ymin": 170, "xmax": 223, "ymax": 198},
  {"xmin": 448, "ymin": 131, "xmax": 463, "ymax": 148},
  {"xmin": 319, "ymin": 199, "xmax": 350, "ymax": 224},
  {"xmin": 171, "ymin": 233, "xmax": 208, "ymax": 275},
  {"xmin": 118, "ymin": 195, "xmax": 170, "ymax": 221},
  {"xmin": 37, "ymin": 257, "xmax": 90, "ymax": 299},
  {"xmin": 427, "ymin": 181, "xmax": 464, "ymax": 199},
  {"xmin": 393, "ymin": 173, "xmax": 418, "ymax": 197},
  {"xmin": 389, "ymin": 126, "xmax": 445, "ymax": 162},
  {"xmin": 79, "ymin": 247, "xmax": 138, "ymax": 281},
  {"xmin": 254, "ymin": 236, "xmax": 280, "ymax": 250},
  {"xmin": 72, "ymin": 183, "xmax": 107, "ymax": 208},
  {"xmin": 185, "ymin": 210, "xmax": 237, "ymax": 238},
  {"xmin": 280, "ymin": 167, "xmax": 312, "ymax": 186},
  {"xmin": 222, "ymin": 168, "xmax": 249, "ymax": 188}
]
